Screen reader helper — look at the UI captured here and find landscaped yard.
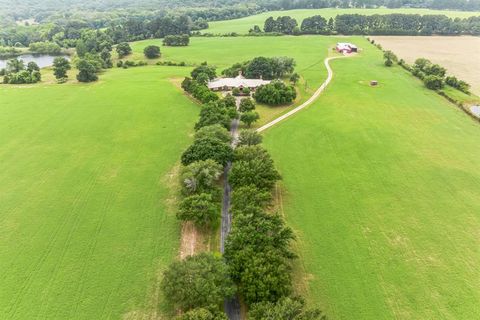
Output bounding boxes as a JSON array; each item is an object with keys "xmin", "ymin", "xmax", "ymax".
[
  {"xmin": 263, "ymin": 38, "xmax": 480, "ymax": 319},
  {"xmin": 0, "ymin": 67, "xmax": 199, "ymax": 319},
  {"xmin": 206, "ymin": 8, "xmax": 480, "ymax": 34}
]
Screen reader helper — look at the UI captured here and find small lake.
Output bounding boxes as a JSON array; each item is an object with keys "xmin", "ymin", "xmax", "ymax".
[{"xmin": 0, "ymin": 54, "xmax": 69, "ymax": 69}]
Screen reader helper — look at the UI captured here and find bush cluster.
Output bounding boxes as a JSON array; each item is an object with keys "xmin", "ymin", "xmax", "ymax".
[
  {"xmin": 116, "ymin": 60, "xmax": 148, "ymax": 68},
  {"xmin": 222, "ymin": 56, "xmax": 295, "ymax": 80},
  {"xmin": 143, "ymin": 45, "xmax": 160, "ymax": 58},
  {"xmin": 2, "ymin": 59, "xmax": 41, "ymax": 84},
  {"xmin": 156, "ymin": 60, "xmax": 187, "ymax": 66},
  {"xmin": 254, "ymin": 80, "xmax": 297, "ymax": 105},
  {"xmin": 163, "ymin": 34, "xmax": 190, "ymax": 46}
]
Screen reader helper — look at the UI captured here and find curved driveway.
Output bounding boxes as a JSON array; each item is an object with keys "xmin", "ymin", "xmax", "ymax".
[{"xmin": 256, "ymin": 56, "xmax": 344, "ymax": 133}]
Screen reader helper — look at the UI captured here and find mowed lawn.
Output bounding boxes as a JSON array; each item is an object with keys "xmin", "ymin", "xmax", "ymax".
[
  {"xmin": 207, "ymin": 8, "xmax": 480, "ymax": 34},
  {"xmin": 263, "ymin": 38, "xmax": 480, "ymax": 319},
  {"xmin": 0, "ymin": 67, "xmax": 198, "ymax": 319}
]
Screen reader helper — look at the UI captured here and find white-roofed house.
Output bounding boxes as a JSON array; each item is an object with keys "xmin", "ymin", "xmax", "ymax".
[{"xmin": 207, "ymin": 72, "xmax": 271, "ymax": 92}]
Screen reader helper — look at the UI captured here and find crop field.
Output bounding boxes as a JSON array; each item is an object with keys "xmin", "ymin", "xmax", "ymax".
[
  {"xmin": 0, "ymin": 67, "xmax": 199, "ymax": 319},
  {"xmin": 263, "ymin": 38, "xmax": 480, "ymax": 319},
  {"xmin": 371, "ymin": 36, "xmax": 480, "ymax": 95},
  {"xmin": 206, "ymin": 8, "xmax": 480, "ymax": 34}
]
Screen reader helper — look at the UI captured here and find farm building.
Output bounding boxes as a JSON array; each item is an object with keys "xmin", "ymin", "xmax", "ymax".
[
  {"xmin": 208, "ymin": 72, "xmax": 271, "ymax": 92},
  {"xmin": 336, "ymin": 42, "xmax": 358, "ymax": 54}
]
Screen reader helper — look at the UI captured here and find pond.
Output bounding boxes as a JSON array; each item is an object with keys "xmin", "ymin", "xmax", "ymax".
[
  {"xmin": 471, "ymin": 106, "xmax": 480, "ymax": 118},
  {"xmin": 0, "ymin": 54, "xmax": 69, "ymax": 69}
]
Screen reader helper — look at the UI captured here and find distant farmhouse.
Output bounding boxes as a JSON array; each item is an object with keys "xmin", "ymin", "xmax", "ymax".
[
  {"xmin": 208, "ymin": 72, "xmax": 271, "ymax": 92},
  {"xmin": 336, "ymin": 43, "xmax": 358, "ymax": 54}
]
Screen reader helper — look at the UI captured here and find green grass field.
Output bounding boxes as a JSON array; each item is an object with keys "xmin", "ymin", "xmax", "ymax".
[
  {"xmin": 207, "ymin": 8, "xmax": 480, "ymax": 34},
  {"xmin": 0, "ymin": 67, "xmax": 199, "ymax": 319},
  {"xmin": 2, "ymin": 32, "xmax": 480, "ymax": 320},
  {"xmin": 263, "ymin": 38, "xmax": 480, "ymax": 319}
]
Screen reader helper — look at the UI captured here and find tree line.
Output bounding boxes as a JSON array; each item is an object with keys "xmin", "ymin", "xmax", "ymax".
[
  {"xmin": 160, "ymin": 60, "xmax": 325, "ymax": 318},
  {"xmin": 254, "ymin": 13, "xmax": 480, "ymax": 35}
]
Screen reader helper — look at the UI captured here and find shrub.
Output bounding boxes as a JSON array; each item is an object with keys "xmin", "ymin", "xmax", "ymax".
[
  {"xmin": 181, "ymin": 159, "xmax": 223, "ymax": 195},
  {"xmin": 177, "ymin": 193, "xmax": 220, "ymax": 226},
  {"xmin": 254, "ymin": 81, "xmax": 296, "ymax": 105},
  {"xmin": 161, "ymin": 253, "xmax": 236, "ymax": 310},
  {"xmin": 229, "ymin": 145, "xmax": 281, "ymax": 191},
  {"xmin": 238, "ymin": 129, "xmax": 263, "ymax": 146},
  {"xmin": 144, "ymin": 45, "xmax": 161, "ymax": 59},
  {"xmin": 195, "ymin": 103, "xmax": 231, "ymax": 130},
  {"xmin": 116, "ymin": 42, "xmax": 132, "ymax": 58},
  {"xmin": 240, "ymin": 111, "xmax": 260, "ymax": 127},
  {"xmin": 239, "ymin": 98, "xmax": 256, "ymax": 112},
  {"xmin": 181, "ymin": 137, "xmax": 233, "ymax": 166},
  {"xmin": 194, "ymin": 124, "xmax": 231, "ymax": 144},
  {"xmin": 163, "ymin": 34, "xmax": 190, "ymax": 46},
  {"xmin": 423, "ymin": 75, "xmax": 444, "ymax": 90}
]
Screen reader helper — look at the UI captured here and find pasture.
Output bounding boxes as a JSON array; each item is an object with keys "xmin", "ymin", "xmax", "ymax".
[
  {"xmin": 0, "ymin": 67, "xmax": 199, "ymax": 319},
  {"xmin": 206, "ymin": 8, "xmax": 480, "ymax": 34},
  {"xmin": 371, "ymin": 36, "xmax": 480, "ymax": 95},
  {"xmin": 263, "ymin": 38, "xmax": 480, "ymax": 319}
]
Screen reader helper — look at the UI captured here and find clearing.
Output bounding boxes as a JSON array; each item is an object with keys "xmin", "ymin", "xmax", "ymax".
[
  {"xmin": 0, "ymin": 67, "xmax": 199, "ymax": 319},
  {"xmin": 371, "ymin": 35, "xmax": 480, "ymax": 95},
  {"xmin": 206, "ymin": 8, "xmax": 480, "ymax": 34},
  {"xmin": 263, "ymin": 37, "xmax": 480, "ymax": 319}
]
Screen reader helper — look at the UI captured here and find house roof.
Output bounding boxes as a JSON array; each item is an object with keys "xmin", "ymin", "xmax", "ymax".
[
  {"xmin": 208, "ymin": 74, "xmax": 271, "ymax": 89},
  {"xmin": 337, "ymin": 42, "xmax": 357, "ymax": 50}
]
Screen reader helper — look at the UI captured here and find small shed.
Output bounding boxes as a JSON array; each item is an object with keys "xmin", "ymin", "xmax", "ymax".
[{"xmin": 370, "ymin": 80, "xmax": 378, "ymax": 86}]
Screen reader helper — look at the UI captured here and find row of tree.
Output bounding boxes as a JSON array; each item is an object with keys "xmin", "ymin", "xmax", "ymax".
[
  {"xmin": 381, "ymin": 45, "xmax": 471, "ymax": 93},
  {"xmin": 223, "ymin": 123, "xmax": 325, "ymax": 318},
  {"xmin": 161, "ymin": 61, "xmax": 237, "ymax": 319},
  {"xmin": 256, "ymin": 14, "xmax": 480, "ymax": 35},
  {"xmin": 182, "ymin": 62, "xmax": 220, "ymax": 103},
  {"xmin": 163, "ymin": 34, "xmax": 190, "ymax": 46},
  {"xmin": 222, "ymin": 56, "xmax": 296, "ymax": 80}
]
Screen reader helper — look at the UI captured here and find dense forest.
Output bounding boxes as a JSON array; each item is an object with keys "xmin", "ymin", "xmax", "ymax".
[{"xmin": 259, "ymin": 13, "xmax": 480, "ymax": 35}]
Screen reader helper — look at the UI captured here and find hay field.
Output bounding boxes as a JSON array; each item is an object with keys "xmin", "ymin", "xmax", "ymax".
[{"xmin": 371, "ymin": 36, "xmax": 480, "ymax": 95}]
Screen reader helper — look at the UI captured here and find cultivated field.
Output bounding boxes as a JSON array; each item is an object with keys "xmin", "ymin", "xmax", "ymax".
[
  {"xmin": 206, "ymin": 8, "xmax": 480, "ymax": 34},
  {"xmin": 0, "ymin": 67, "xmax": 199, "ymax": 319},
  {"xmin": 371, "ymin": 36, "xmax": 480, "ymax": 95},
  {"xmin": 263, "ymin": 38, "xmax": 480, "ymax": 319}
]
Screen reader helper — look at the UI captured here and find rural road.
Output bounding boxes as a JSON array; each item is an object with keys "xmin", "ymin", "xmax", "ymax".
[
  {"xmin": 221, "ymin": 97, "xmax": 242, "ymax": 320},
  {"xmin": 256, "ymin": 56, "xmax": 343, "ymax": 133}
]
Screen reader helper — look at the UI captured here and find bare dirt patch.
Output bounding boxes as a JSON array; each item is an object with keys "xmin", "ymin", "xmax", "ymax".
[
  {"xmin": 179, "ymin": 222, "xmax": 198, "ymax": 259},
  {"xmin": 371, "ymin": 36, "xmax": 480, "ymax": 95}
]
